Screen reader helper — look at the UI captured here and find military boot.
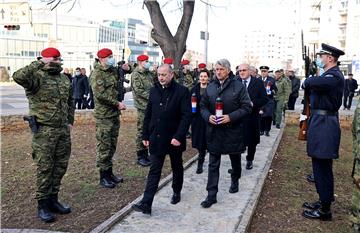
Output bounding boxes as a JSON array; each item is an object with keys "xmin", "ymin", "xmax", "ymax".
[
  {"xmin": 137, "ymin": 150, "xmax": 151, "ymax": 167},
  {"xmin": 37, "ymin": 199, "xmax": 55, "ymax": 223},
  {"xmin": 109, "ymin": 167, "xmax": 124, "ymax": 184},
  {"xmin": 100, "ymin": 170, "xmax": 115, "ymax": 188},
  {"xmin": 49, "ymin": 194, "xmax": 71, "ymax": 214}
]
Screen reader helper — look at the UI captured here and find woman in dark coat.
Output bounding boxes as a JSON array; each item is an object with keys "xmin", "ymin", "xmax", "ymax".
[{"xmin": 191, "ymin": 69, "xmax": 210, "ymax": 174}]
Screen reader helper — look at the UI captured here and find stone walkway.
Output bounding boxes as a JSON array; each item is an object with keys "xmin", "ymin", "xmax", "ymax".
[{"xmin": 93, "ymin": 126, "xmax": 284, "ymax": 233}]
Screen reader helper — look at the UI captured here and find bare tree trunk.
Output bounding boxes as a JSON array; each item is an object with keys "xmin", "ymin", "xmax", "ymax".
[{"xmin": 144, "ymin": 0, "xmax": 195, "ymax": 69}]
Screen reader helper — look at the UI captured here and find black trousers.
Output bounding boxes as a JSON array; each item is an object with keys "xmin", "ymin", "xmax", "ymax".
[
  {"xmin": 343, "ymin": 94, "xmax": 354, "ymax": 109},
  {"xmin": 246, "ymin": 144, "xmax": 257, "ymax": 162},
  {"xmin": 260, "ymin": 117, "xmax": 272, "ymax": 132},
  {"xmin": 312, "ymin": 158, "xmax": 334, "ymax": 204},
  {"xmin": 206, "ymin": 153, "xmax": 242, "ymax": 198},
  {"xmin": 142, "ymin": 151, "xmax": 184, "ymax": 206},
  {"xmin": 288, "ymin": 96, "xmax": 297, "ymax": 110}
]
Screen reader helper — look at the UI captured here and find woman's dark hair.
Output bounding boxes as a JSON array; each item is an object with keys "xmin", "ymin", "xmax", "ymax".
[{"xmin": 199, "ymin": 68, "xmax": 210, "ymax": 79}]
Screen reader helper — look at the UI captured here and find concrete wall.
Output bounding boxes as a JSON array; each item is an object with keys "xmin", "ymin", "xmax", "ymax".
[{"xmin": 0, "ymin": 109, "xmax": 138, "ymax": 132}]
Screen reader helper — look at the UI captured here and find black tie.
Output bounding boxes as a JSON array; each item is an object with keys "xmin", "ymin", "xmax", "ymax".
[{"xmin": 243, "ymin": 80, "xmax": 247, "ymax": 88}]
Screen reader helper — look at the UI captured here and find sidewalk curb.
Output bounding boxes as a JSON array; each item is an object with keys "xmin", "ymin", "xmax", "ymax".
[
  {"xmin": 89, "ymin": 154, "xmax": 199, "ymax": 233},
  {"xmin": 235, "ymin": 125, "xmax": 285, "ymax": 233}
]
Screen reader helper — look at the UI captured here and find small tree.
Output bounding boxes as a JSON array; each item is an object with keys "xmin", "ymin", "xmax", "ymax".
[{"xmin": 144, "ymin": 0, "xmax": 195, "ymax": 68}]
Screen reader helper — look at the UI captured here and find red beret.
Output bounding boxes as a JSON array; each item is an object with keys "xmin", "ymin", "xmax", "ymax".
[
  {"xmin": 137, "ymin": 55, "xmax": 149, "ymax": 61},
  {"xmin": 97, "ymin": 48, "xmax": 113, "ymax": 58},
  {"xmin": 181, "ymin": 59, "xmax": 190, "ymax": 65},
  {"xmin": 198, "ymin": 63, "xmax": 206, "ymax": 69},
  {"xmin": 163, "ymin": 58, "xmax": 173, "ymax": 64},
  {"xmin": 41, "ymin": 47, "xmax": 61, "ymax": 58}
]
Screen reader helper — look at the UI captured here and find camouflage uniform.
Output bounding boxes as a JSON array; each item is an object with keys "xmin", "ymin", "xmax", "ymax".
[
  {"xmin": 13, "ymin": 60, "xmax": 74, "ymax": 200},
  {"xmin": 274, "ymin": 75, "xmax": 291, "ymax": 126},
  {"xmin": 90, "ymin": 61, "xmax": 120, "ymax": 172},
  {"xmin": 131, "ymin": 66, "xmax": 154, "ymax": 154},
  {"xmin": 351, "ymin": 101, "xmax": 360, "ymax": 232},
  {"xmin": 174, "ymin": 70, "xmax": 194, "ymax": 90}
]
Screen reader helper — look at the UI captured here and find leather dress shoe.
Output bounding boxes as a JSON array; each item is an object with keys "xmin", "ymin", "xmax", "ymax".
[
  {"xmin": 229, "ymin": 180, "xmax": 239, "ymax": 193},
  {"xmin": 307, "ymin": 173, "xmax": 315, "ymax": 183},
  {"xmin": 228, "ymin": 168, "xmax": 233, "ymax": 174},
  {"xmin": 201, "ymin": 197, "xmax": 217, "ymax": 208},
  {"xmin": 265, "ymin": 131, "xmax": 270, "ymax": 137},
  {"xmin": 132, "ymin": 201, "xmax": 152, "ymax": 215},
  {"xmin": 170, "ymin": 193, "xmax": 181, "ymax": 205},
  {"xmin": 137, "ymin": 158, "xmax": 151, "ymax": 167},
  {"xmin": 302, "ymin": 209, "xmax": 332, "ymax": 221},
  {"xmin": 302, "ymin": 200, "xmax": 321, "ymax": 210},
  {"xmin": 246, "ymin": 161, "xmax": 253, "ymax": 170}
]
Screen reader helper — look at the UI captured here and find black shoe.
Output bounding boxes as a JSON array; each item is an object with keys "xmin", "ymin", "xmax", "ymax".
[
  {"xmin": 37, "ymin": 199, "xmax": 55, "ymax": 223},
  {"xmin": 170, "ymin": 193, "xmax": 181, "ymax": 205},
  {"xmin": 201, "ymin": 197, "xmax": 217, "ymax": 208},
  {"xmin": 302, "ymin": 209, "xmax": 332, "ymax": 221},
  {"xmin": 228, "ymin": 168, "xmax": 233, "ymax": 174},
  {"xmin": 132, "ymin": 201, "xmax": 152, "ymax": 215},
  {"xmin": 265, "ymin": 131, "xmax": 270, "ymax": 137},
  {"xmin": 302, "ymin": 200, "xmax": 321, "ymax": 210},
  {"xmin": 137, "ymin": 158, "xmax": 151, "ymax": 167},
  {"xmin": 109, "ymin": 168, "xmax": 124, "ymax": 184},
  {"xmin": 49, "ymin": 195, "xmax": 71, "ymax": 214},
  {"xmin": 307, "ymin": 173, "xmax": 315, "ymax": 183},
  {"xmin": 196, "ymin": 160, "xmax": 204, "ymax": 174},
  {"xmin": 260, "ymin": 131, "xmax": 264, "ymax": 136},
  {"xmin": 276, "ymin": 124, "xmax": 280, "ymax": 129},
  {"xmin": 246, "ymin": 161, "xmax": 253, "ymax": 170},
  {"xmin": 100, "ymin": 170, "xmax": 115, "ymax": 188},
  {"xmin": 272, "ymin": 121, "xmax": 276, "ymax": 126},
  {"xmin": 229, "ymin": 180, "xmax": 239, "ymax": 193}
]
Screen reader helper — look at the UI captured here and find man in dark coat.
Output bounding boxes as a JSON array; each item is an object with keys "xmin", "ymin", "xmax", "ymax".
[
  {"xmin": 286, "ymin": 69, "xmax": 301, "ymax": 110},
  {"xmin": 343, "ymin": 73, "xmax": 358, "ymax": 110},
  {"xmin": 200, "ymin": 59, "xmax": 252, "ymax": 208},
  {"xmin": 238, "ymin": 64, "xmax": 268, "ymax": 170},
  {"xmin": 72, "ymin": 67, "xmax": 89, "ymax": 109},
  {"xmin": 259, "ymin": 66, "xmax": 277, "ymax": 136},
  {"xmin": 131, "ymin": 64, "xmax": 192, "ymax": 215},
  {"xmin": 302, "ymin": 43, "xmax": 345, "ymax": 221}
]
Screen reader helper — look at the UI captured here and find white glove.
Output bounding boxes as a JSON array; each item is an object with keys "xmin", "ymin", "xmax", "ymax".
[{"xmin": 299, "ymin": 114, "xmax": 307, "ymax": 122}]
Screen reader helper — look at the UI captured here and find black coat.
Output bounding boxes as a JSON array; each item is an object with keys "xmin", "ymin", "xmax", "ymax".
[
  {"xmin": 304, "ymin": 66, "xmax": 344, "ymax": 159},
  {"xmin": 190, "ymin": 83, "xmax": 207, "ymax": 151},
  {"xmin": 72, "ymin": 75, "xmax": 89, "ymax": 99},
  {"xmin": 142, "ymin": 79, "xmax": 192, "ymax": 155},
  {"xmin": 200, "ymin": 76, "xmax": 252, "ymax": 155},
  {"xmin": 260, "ymin": 76, "xmax": 277, "ymax": 117},
  {"xmin": 242, "ymin": 77, "xmax": 268, "ymax": 146},
  {"xmin": 344, "ymin": 78, "xmax": 358, "ymax": 96},
  {"xmin": 289, "ymin": 76, "xmax": 301, "ymax": 98}
]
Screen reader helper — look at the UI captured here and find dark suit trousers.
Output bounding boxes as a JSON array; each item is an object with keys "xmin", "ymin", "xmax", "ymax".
[
  {"xmin": 260, "ymin": 117, "xmax": 272, "ymax": 132},
  {"xmin": 288, "ymin": 96, "xmax": 297, "ymax": 110},
  {"xmin": 312, "ymin": 158, "xmax": 334, "ymax": 204},
  {"xmin": 246, "ymin": 144, "xmax": 257, "ymax": 162},
  {"xmin": 142, "ymin": 151, "xmax": 184, "ymax": 206},
  {"xmin": 206, "ymin": 153, "xmax": 242, "ymax": 198}
]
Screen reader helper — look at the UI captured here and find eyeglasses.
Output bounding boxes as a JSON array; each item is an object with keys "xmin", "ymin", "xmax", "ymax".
[{"xmin": 238, "ymin": 69, "xmax": 248, "ymax": 72}]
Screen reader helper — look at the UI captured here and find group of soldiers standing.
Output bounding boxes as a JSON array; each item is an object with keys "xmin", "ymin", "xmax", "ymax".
[{"xmin": 12, "ymin": 44, "xmax": 360, "ymax": 232}]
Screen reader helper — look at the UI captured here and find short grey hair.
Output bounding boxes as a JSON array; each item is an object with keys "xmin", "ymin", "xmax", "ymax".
[
  {"xmin": 215, "ymin": 59, "xmax": 231, "ymax": 71},
  {"xmin": 158, "ymin": 63, "xmax": 173, "ymax": 73},
  {"xmin": 249, "ymin": 65, "xmax": 256, "ymax": 72}
]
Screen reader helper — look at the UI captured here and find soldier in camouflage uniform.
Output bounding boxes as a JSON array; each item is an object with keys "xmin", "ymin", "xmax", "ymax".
[
  {"xmin": 274, "ymin": 69, "xmax": 291, "ymax": 128},
  {"xmin": 180, "ymin": 59, "xmax": 194, "ymax": 90},
  {"xmin": 90, "ymin": 48, "xmax": 126, "ymax": 189},
  {"xmin": 13, "ymin": 47, "xmax": 74, "ymax": 223},
  {"xmin": 351, "ymin": 101, "xmax": 360, "ymax": 232},
  {"xmin": 131, "ymin": 54, "xmax": 153, "ymax": 166}
]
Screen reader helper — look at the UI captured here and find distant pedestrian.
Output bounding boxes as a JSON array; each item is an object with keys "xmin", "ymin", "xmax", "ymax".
[{"xmin": 343, "ymin": 73, "xmax": 358, "ymax": 110}]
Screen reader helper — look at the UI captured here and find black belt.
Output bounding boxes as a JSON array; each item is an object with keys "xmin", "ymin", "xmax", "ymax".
[{"xmin": 311, "ymin": 109, "xmax": 338, "ymax": 116}]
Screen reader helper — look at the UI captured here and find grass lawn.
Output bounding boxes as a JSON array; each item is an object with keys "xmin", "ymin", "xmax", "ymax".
[
  {"xmin": 248, "ymin": 125, "xmax": 354, "ymax": 233},
  {"xmin": 1, "ymin": 122, "xmax": 197, "ymax": 232}
]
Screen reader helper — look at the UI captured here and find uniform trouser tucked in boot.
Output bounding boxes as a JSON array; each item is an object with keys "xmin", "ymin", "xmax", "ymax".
[
  {"xmin": 206, "ymin": 153, "xmax": 241, "ymax": 198},
  {"xmin": 95, "ymin": 116, "xmax": 120, "ymax": 171},
  {"xmin": 142, "ymin": 151, "xmax": 184, "ymax": 206},
  {"xmin": 32, "ymin": 125, "xmax": 71, "ymax": 200},
  {"xmin": 136, "ymin": 109, "xmax": 148, "ymax": 159}
]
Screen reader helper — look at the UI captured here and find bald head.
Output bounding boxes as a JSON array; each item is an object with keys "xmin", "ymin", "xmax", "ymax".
[{"xmin": 238, "ymin": 63, "xmax": 251, "ymax": 80}]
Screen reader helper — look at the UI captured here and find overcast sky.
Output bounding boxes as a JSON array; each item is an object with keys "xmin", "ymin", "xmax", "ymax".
[{"xmin": 29, "ymin": 0, "xmax": 299, "ymax": 65}]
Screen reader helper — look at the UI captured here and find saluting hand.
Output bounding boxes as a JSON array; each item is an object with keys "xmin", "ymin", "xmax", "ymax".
[{"xmin": 171, "ymin": 138, "xmax": 181, "ymax": 146}]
